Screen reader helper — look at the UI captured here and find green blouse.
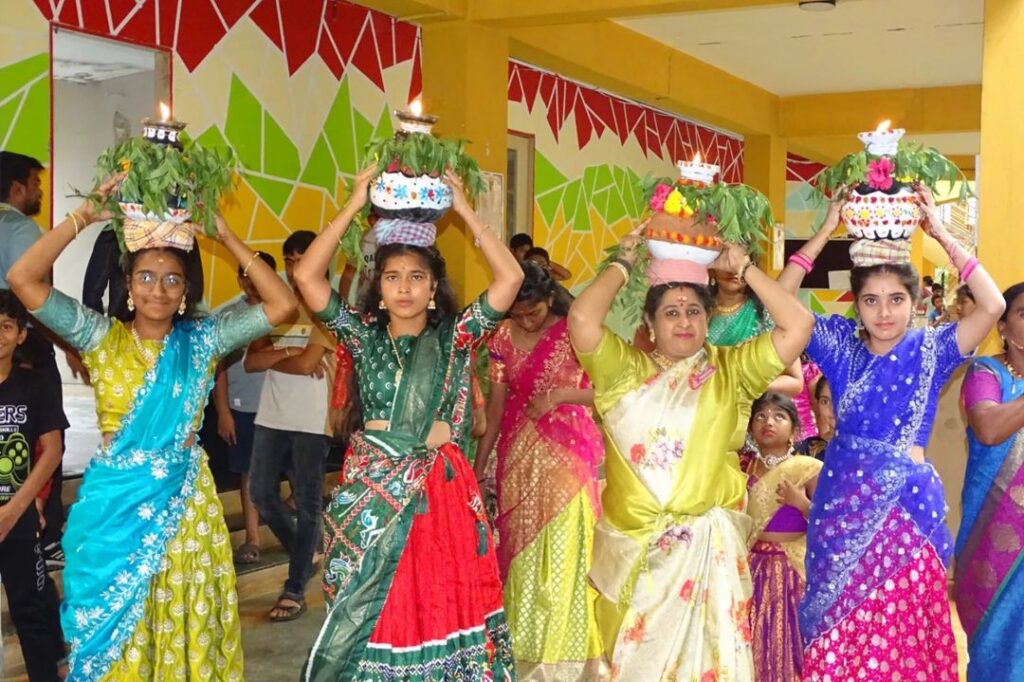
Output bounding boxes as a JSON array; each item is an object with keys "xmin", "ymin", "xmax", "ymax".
[{"xmin": 317, "ymin": 291, "xmax": 503, "ymax": 451}]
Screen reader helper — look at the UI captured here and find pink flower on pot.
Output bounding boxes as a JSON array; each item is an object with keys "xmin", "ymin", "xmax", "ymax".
[
  {"xmin": 866, "ymin": 158, "xmax": 895, "ymax": 191},
  {"xmin": 649, "ymin": 183, "xmax": 672, "ymax": 211}
]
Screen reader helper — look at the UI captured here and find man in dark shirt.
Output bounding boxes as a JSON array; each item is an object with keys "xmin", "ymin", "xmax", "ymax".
[{"xmin": 0, "ymin": 290, "xmax": 67, "ymax": 680}]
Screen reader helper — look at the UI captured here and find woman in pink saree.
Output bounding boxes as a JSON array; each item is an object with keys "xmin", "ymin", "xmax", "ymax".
[{"xmin": 475, "ymin": 261, "xmax": 604, "ymax": 680}]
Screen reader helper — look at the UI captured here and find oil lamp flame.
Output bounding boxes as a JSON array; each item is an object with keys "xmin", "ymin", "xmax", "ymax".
[
  {"xmin": 159, "ymin": 102, "xmax": 171, "ymax": 121},
  {"xmin": 875, "ymin": 119, "xmax": 891, "ymax": 134},
  {"xmin": 410, "ymin": 98, "xmax": 423, "ymax": 118}
]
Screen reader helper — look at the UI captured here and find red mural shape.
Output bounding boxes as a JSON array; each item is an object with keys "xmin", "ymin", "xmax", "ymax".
[
  {"xmin": 33, "ymin": 0, "xmax": 422, "ymax": 99},
  {"xmin": 786, "ymin": 152, "xmax": 828, "ymax": 183},
  {"xmin": 508, "ymin": 61, "xmax": 745, "ymax": 183}
]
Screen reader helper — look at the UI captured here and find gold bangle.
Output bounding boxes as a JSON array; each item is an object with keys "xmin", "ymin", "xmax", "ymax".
[
  {"xmin": 242, "ymin": 251, "xmax": 260, "ymax": 277},
  {"xmin": 474, "ymin": 225, "xmax": 493, "ymax": 248},
  {"xmin": 738, "ymin": 257, "xmax": 755, "ymax": 282},
  {"xmin": 608, "ymin": 261, "xmax": 630, "ymax": 282},
  {"xmin": 67, "ymin": 211, "xmax": 83, "ymax": 238}
]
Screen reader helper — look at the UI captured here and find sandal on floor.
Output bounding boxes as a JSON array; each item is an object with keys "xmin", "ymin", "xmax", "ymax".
[
  {"xmin": 269, "ymin": 592, "xmax": 306, "ymax": 622},
  {"xmin": 233, "ymin": 542, "xmax": 261, "ymax": 565}
]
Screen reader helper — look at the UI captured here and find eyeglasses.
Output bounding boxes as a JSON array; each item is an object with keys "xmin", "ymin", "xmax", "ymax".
[{"xmin": 132, "ymin": 271, "xmax": 185, "ymax": 291}]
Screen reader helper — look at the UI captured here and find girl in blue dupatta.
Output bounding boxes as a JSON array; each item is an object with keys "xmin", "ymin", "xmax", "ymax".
[
  {"xmin": 293, "ymin": 168, "xmax": 523, "ymax": 681},
  {"xmin": 777, "ymin": 188, "xmax": 1005, "ymax": 681},
  {"xmin": 8, "ymin": 180, "xmax": 296, "ymax": 681},
  {"xmin": 956, "ymin": 282, "xmax": 1024, "ymax": 681}
]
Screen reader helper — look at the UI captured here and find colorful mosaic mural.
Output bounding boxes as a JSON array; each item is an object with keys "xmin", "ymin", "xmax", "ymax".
[
  {"xmin": 4, "ymin": 0, "xmax": 420, "ymax": 306},
  {"xmin": 508, "ymin": 61, "xmax": 744, "ymax": 287}
]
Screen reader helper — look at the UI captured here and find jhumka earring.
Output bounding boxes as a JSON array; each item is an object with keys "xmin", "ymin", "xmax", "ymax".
[
  {"xmin": 178, "ymin": 297, "xmax": 187, "ymax": 315},
  {"xmin": 428, "ymin": 297, "xmax": 436, "ymax": 310},
  {"xmin": 648, "ymin": 327, "xmax": 656, "ymax": 344},
  {"xmin": 378, "ymin": 300, "xmax": 387, "ymax": 310},
  {"xmin": 127, "ymin": 292, "xmax": 135, "ymax": 312}
]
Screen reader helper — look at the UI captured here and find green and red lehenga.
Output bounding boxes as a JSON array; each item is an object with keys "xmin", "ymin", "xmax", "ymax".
[{"xmin": 303, "ymin": 291, "xmax": 514, "ymax": 681}]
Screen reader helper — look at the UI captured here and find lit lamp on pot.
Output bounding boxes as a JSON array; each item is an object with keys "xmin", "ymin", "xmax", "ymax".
[
  {"xmin": 857, "ymin": 119, "xmax": 905, "ymax": 156},
  {"xmin": 142, "ymin": 102, "xmax": 187, "ymax": 149},
  {"xmin": 395, "ymin": 98, "xmax": 438, "ymax": 135},
  {"xmin": 676, "ymin": 152, "xmax": 720, "ymax": 185}
]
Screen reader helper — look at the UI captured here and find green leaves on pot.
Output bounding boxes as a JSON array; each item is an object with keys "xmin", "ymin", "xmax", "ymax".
[
  {"xmin": 597, "ymin": 240, "xmax": 650, "ymax": 328},
  {"xmin": 364, "ymin": 133, "xmax": 485, "ymax": 196},
  {"xmin": 814, "ymin": 140, "xmax": 971, "ymax": 201},
  {"xmin": 93, "ymin": 132, "xmax": 238, "ymax": 240}
]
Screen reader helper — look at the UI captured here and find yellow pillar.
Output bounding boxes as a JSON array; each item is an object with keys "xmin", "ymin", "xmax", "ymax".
[
  {"xmin": 743, "ymin": 134, "xmax": 787, "ymax": 275},
  {"xmin": 978, "ymin": 0, "xmax": 1024, "ymax": 350},
  {"xmin": 421, "ymin": 21, "xmax": 510, "ymax": 305}
]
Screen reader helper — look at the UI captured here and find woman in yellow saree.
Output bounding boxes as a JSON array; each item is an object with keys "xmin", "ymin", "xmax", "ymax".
[{"xmin": 567, "ymin": 230, "xmax": 812, "ymax": 680}]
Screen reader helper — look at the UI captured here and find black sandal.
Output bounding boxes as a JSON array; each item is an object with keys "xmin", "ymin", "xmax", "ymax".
[{"xmin": 269, "ymin": 591, "xmax": 306, "ymax": 622}]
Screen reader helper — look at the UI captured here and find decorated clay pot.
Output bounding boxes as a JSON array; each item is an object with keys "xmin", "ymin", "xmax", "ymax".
[
  {"xmin": 370, "ymin": 170, "xmax": 452, "ymax": 223},
  {"xmin": 840, "ymin": 183, "xmax": 923, "ymax": 240},
  {"xmin": 117, "ymin": 201, "xmax": 191, "ymax": 224},
  {"xmin": 643, "ymin": 211, "xmax": 723, "ymax": 266}
]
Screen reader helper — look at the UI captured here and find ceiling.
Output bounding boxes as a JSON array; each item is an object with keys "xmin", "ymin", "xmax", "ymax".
[
  {"xmin": 53, "ymin": 29, "xmax": 157, "ymax": 84},
  {"xmin": 616, "ymin": 0, "xmax": 983, "ymax": 97}
]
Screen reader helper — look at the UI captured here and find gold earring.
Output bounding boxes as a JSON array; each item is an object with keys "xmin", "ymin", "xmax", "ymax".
[
  {"xmin": 428, "ymin": 297, "xmax": 436, "ymax": 310},
  {"xmin": 178, "ymin": 297, "xmax": 187, "ymax": 315},
  {"xmin": 127, "ymin": 292, "xmax": 134, "ymax": 312},
  {"xmin": 648, "ymin": 327, "xmax": 655, "ymax": 344},
  {"xmin": 378, "ymin": 300, "xmax": 386, "ymax": 310}
]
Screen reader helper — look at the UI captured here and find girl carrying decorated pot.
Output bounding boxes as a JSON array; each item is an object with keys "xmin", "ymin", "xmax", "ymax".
[
  {"xmin": 780, "ymin": 171, "xmax": 1003, "ymax": 679},
  {"xmin": 569, "ymin": 158, "xmax": 812, "ymax": 679},
  {"xmin": 295, "ymin": 104, "xmax": 521, "ymax": 680},
  {"xmin": 7, "ymin": 126, "xmax": 296, "ymax": 679}
]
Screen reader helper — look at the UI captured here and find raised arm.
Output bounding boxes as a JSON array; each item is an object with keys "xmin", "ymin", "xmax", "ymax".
[
  {"xmin": 445, "ymin": 169, "xmax": 523, "ymax": 313},
  {"xmin": 215, "ymin": 217, "xmax": 295, "ymax": 327},
  {"xmin": 766, "ymin": 358, "xmax": 803, "ymax": 397},
  {"xmin": 8, "ymin": 175, "xmax": 122, "ymax": 310},
  {"xmin": 916, "ymin": 187, "xmax": 1005, "ymax": 354},
  {"xmin": 714, "ymin": 243, "xmax": 813, "ymax": 367},
  {"xmin": 777, "ymin": 201, "xmax": 843, "ymax": 295},
  {"xmin": 568, "ymin": 226, "xmax": 642, "ymax": 353},
  {"xmin": 294, "ymin": 166, "xmax": 377, "ymax": 315}
]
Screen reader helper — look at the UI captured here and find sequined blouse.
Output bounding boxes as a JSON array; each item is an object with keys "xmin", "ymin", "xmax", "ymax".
[
  {"xmin": 317, "ymin": 291, "xmax": 503, "ymax": 451},
  {"xmin": 32, "ymin": 288, "xmax": 271, "ymax": 433},
  {"xmin": 806, "ymin": 315, "xmax": 969, "ymax": 448}
]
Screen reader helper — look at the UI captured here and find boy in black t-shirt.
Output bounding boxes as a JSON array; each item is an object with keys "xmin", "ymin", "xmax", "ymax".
[{"xmin": 0, "ymin": 289, "xmax": 67, "ymax": 680}]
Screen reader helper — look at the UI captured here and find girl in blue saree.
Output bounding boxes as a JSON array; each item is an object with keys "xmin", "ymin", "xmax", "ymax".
[
  {"xmin": 8, "ymin": 182, "xmax": 296, "ymax": 681},
  {"xmin": 777, "ymin": 189, "xmax": 1005, "ymax": 681},
  {"xmin": 956, "ymin": 282, "xmax": 1024, "ymax": 681}
]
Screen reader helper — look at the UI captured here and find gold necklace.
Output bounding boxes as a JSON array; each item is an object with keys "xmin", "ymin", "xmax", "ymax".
[
  {"xmin": 714, "ymin": 300, "xmax": 744, "ymax": 316},
  {"xmin": 755, "ymin": 447, "xmax": 794, "ymax": 469},
  {"xmin": 130, "ymin": 322, "xmax": 158, "ymax": 367},
  {"xmin": 387, "ymin": 325, "xmax": 404, "ymax": 385},
  {"xmin": 1005, "ymin": 355, "xmax": 1023, "ymax": 379},
  {"xmin": 650, "ymin": 349, "xmax": 676, "ymax": 371}
]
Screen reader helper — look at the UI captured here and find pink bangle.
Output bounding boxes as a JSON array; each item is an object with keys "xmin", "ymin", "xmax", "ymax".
[
  {"xmin": 960, "ymin": 257, "xmax": 979, "ymax": 281},
  {"xmin": 788, "ymin": 252, "xmax": 814, "ymax": 273}
]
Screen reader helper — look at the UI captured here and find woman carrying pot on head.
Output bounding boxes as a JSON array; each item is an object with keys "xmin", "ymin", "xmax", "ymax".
[
  {"xmin": 7, "ymin": 177, "xmax": 297, "ymax": 681},
  {"xmin": 474, "ymin": 260, "xmax": 604, "ymax": 680},
  {"xmin": 568, "ymin": 221, "xmax": 813, "ymax": 679},
  {"xmin": 294, "ymin": 164, "xmax": 522, "ymax": 681},
  {"xmin": 741, "ymin": 391, "xmax": 821, "ymax": 682},
  {"xmin": 778, "ymin": 187, "xmax": 1005, "ymax": 681},
  {"xmin": 955, "ymin": 282, "xmax": 1024, "ymax": 681}
]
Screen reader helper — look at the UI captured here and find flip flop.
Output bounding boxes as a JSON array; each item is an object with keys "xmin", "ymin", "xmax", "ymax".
[
  {"xmin": 269, "ymin": 592, "xmax": 306, "ymax": 623},
  {"xmin": 233, "ymin": 542, "xmax": 261, "ymax": 565}
]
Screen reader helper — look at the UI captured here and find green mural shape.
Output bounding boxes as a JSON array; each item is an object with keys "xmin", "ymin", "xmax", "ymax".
[
  {"xmin": 572, "ymin": 195, "xmax": 591, "ymax": 233},
  {"xmin": 354, "ymin": 111, "xmax": 374, "ymax": 156},
  {"xmin": 562, "ymin": 178, "xmax": 582, "ymax": 226},
  {"xmin": 0, "ymin": 98, "xmax": 22, "ymax": 150},
  {"xmin": 373, "ymin": 107, "xmax": 393, "ymax": 141},
  {"xmin": 225, "ymin": 76, "xmax": 262, "ymax": 172},
  {"xmin": 195, "ymin": 125, "xmax": 229, "ymax": 150},
  {"xmin": 534, "ymin": 152, "xmax": 567, "ymax": 194},
  {"xmin": 0, "ymin": 54, "xmax": 47, "ymax": 106},
  {"xmin": 536, "ymin": 187, "xmax": 564, "ymax": 226},
  {"xmin": 809, "ymin": 295, "xmax": 827, "ymax": 315},
  {"xmin": 6, "ymin": 79, "xmax": 49, "ymax": 162},
  {"xmin": 300, "ymin": 134, "xmax": 337, "ymax": 194},
  {"xmin": 324, "ymin": 80, "xmax": 357, "ymax": 175},
  {"xmin": 263, "ymin": 111, "xmax": 300, "ymax": 180},
  {"xmin": 243, "ymin": 173, "xmax": 292, "ymax": 215}
]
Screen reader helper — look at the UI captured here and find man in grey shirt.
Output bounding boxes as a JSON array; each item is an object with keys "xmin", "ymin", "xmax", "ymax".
[{"xmin": 0, "ymin": 151, "xmax": 83, "ymax": 568}]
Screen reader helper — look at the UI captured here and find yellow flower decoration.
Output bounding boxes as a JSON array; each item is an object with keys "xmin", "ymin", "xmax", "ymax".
[
  {"xmin": 664, "ymin": 189, "xmax": 684, "ymax": 215},
  {"xmin": 897, "ymin": 175, "xmax": 913, "ymax": 183}
]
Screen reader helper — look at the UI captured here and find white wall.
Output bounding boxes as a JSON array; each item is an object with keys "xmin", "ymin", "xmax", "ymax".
[{"xmin": 51, "ymin": 69, "xmax": 162, "ymax": 381}]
